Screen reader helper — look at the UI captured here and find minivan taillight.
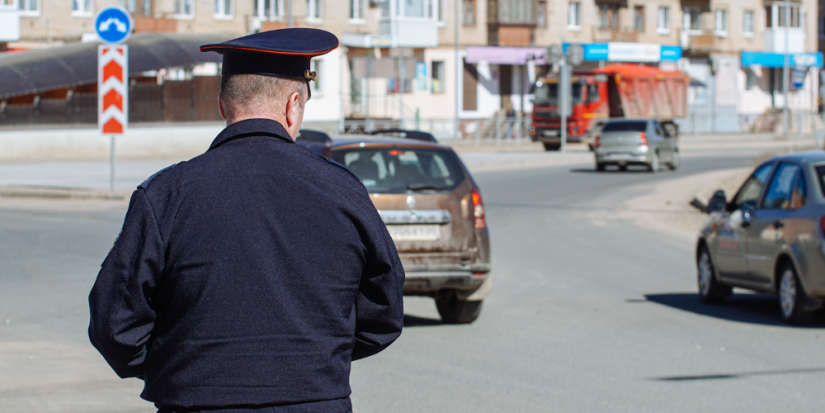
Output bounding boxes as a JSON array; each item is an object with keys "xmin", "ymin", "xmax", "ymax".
[
  {"xmin": 593, "ymin": 135, "xmax": 600, "ymax": 148},
  {"xmin": 471, "ymin": 188, "xmax": 486, "ymax": 230},
  {"xmin": 638, "ymin": 132, "xmax": 648, "ymax": 146}
]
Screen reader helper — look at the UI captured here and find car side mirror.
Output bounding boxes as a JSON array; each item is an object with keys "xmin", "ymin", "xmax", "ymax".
[
  {"xmin": 707, "ymin": 190, "xmax": 727, "ymax": 214},
  {"xmin": 740, "ymin": 202, "xmax": 756, "ymax": 227}
]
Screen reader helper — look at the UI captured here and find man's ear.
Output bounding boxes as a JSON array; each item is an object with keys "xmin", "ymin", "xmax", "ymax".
[
  {"xmin": 218, "ymin": 93, "xmax": 226, "ymax": 120},
  {"xmin": 285, "ymin": 91, "xmax": 300, "ymax": 127}
]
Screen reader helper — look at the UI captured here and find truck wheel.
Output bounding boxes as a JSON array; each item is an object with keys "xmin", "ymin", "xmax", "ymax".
[
  {"xmin": 668, "ymin": 150, "xmax": 680, "ymax": 171},
  {"xmin": 436, "ymin": 294, "xmax": 483, "ymax": 324},
  {"xmin": 648, "ymin": 152, "xmax": 660, "ymax": 173},
  {"xmin": 697, "ymin": 247, "xmax": 731, "ymax": 303},
  {"xmin": 778, "ymin": 263, "xmax": 814, "ymax": 324},
  {"xmin": 543, "ymin": 143, "xmax": 561, "ymax": 151}
]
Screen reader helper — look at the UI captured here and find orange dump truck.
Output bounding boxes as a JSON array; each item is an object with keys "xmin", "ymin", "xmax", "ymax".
[{"xmin": 529, "ymin": 64, "xmax": 690, "ymax": 151}]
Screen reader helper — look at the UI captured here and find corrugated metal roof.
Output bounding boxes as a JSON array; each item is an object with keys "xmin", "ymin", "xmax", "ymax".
[{"xmin": 0, "ymin": 33, "xmax": 225, "ymax": 99}]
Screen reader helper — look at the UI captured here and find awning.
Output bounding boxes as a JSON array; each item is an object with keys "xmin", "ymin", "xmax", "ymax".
[
  {"xmin": 465, "ymin": 47, "xmax": 547, "ymax": 65},
  {"xmin": 740, "ymin": 51, "xmax": 823, "ymax": 68},
  {"xmin": 0, "ymin": 33, "xmax": 226, "ymax": 99}
]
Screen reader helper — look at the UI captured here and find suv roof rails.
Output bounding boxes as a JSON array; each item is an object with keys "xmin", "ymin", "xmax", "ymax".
[
  {"xmin": 369, "ymin": 129, "xmax": 438, "ymax": 143},
  {"xmin": 296, "ymin": 129, "xmax": 332, "ymax": 146}
]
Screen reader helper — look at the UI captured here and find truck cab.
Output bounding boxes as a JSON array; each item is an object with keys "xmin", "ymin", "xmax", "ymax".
[{"xmin": 530, "ymin": 75, "xmax": 608, "ymax": 151}]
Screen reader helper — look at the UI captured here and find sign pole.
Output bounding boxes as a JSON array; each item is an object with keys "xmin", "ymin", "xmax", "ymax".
[
  {"xmin": 110, "ymin": 135, "xmax": 115, "ymax": 191},
  {"xmin": 95, "ymin": 7, "xmax": 132, "ymax": 192}
]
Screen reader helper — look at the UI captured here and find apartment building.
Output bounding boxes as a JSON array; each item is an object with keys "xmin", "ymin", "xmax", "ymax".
[{"xmin": 4, "ymin": 0, "xmax": 822, "ymax": 132}]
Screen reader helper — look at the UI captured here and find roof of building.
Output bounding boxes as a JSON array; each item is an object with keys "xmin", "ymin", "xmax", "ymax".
[{"xmin": 0, "ymin": 33, "xmax": 226, "ymax": 99}]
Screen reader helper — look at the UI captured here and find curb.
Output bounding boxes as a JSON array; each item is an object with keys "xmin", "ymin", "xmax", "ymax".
[{"xmin": 0, "ymin": 186, "xmax": 129, "ymax": 200}]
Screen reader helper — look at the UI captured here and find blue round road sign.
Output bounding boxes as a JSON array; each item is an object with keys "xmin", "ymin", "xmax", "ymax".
[{"xmin": 95, "ymin": 7, "xmax": 133, "ymax": 44}]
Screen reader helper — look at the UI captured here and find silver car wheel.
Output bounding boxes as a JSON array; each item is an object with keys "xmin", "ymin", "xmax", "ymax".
[
  {"xmin": 698, "ymin": 252, "xmax": 713, "ymax": 296},
  {"xmin": 649, "ymin": 152, "xmax": 659, "ymax": 173},
  {"xmin": 779, "ymin": 269, "xmax": 797, "ymax": 318}
]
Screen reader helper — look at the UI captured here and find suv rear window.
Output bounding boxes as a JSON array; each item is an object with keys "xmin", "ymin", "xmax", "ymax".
[
  {"xmin": 332, "ymin": 147, "xmax": 466, "ymax": 194},
  {"xmin": 601, "ymin": 121, "xmax": 647, "ymax": 132},
  {"xmin": 816, "ymin": 165, "xmax": 825, "ymax": 196}
]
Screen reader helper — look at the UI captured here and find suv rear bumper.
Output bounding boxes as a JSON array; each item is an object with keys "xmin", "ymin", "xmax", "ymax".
[{"xmin": 402, "ymin": 263, "xmax": 491, "ymax": 295}]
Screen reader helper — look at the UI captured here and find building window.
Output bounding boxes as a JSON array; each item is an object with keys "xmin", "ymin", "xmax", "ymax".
[
  {"xmin": 435, "ymin": 0, "xmax": 444, "ymax": 23},
  {"xmin": 350, "ymin": 0, "xmax": 363, "ymax": 20},
  {"xmin": 744, "ymin": 10, "xmax": 754, "ymax": 36},
  {"xmin": 17, "ymin": 0, "xmax": 39, "ymax": 15},
  {"xmin": 431, "ymin": 61, "xmax": 445, "ymax": 94},
  {"xmin": 745, "ymin": 69, "xmax": 757, "ymax": 91},
  {"xmin": 657, "ymin": 6, "xmax": 670, "ymax": 33},
  {"xmin": 120, "ymin": 0, "xmax": 135, "ymax": 13},
  {"xmin": 714, "ymin": 9, "xmax": 727, "ymax": 35},
  {"xmin": 597, "ymin": 3, "xmax": 619, "ymax": 29},
  {"xmin": 633, "ymin": 5, "xmax": 644, "ymax": 32},
  {"xmin": 683, "ymin": 7, "xmax": 703, "ymax": 32},
  {"xmin": 255, "ymin": 0, "xmax": 283, "ymax": 19},
  {"xmin": 175, "ymin": 0, "xmax": 193, "ymax": 16},
  {"xmin": 307, "ymin": 0, "xmax": 322, "ymax": 20},
  {"xmin": 820, "ymin": 15, "xmax": 825, "ymax": 39},
  {"xmin": 768, "ymin": 4, "xmax": 801, "ymax": 28},
  {"xmin": 310, "ymin": 59, "xmax": 322, "ymax": 93},
  {"xmin": 72, "ymin": 0, "xmax": 93, "ymax": 15},
  {"xmin": 568, "ymin": 1, "xmax": 581, "ymax": 29},
  {"xmin": 462, "ymin": 0, "xmax": 474, "ymax": 25},
  {"xmin": 215, "ymin": 0, "xmax": 232, "ymax": 18},
  {"xmin": 537, "ymin": 0, "xmax": 547, "ymax": 27}
]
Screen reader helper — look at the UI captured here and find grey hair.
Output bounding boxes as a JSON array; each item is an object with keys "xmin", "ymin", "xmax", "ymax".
[{"xmin": 220, "ymin": 74, "xmax": 306, "ymax": 120}]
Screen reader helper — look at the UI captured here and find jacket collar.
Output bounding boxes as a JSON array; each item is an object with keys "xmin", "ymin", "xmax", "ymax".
[{"xmin": 208, "ymin": 118, "xmax": 294, "ymax": 151}]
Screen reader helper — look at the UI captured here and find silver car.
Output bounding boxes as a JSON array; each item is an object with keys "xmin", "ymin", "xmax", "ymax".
[
  {"xmin": 695, "ymin": 152, "xmax": 825, "ymax": 324},
  {"xmin": 593, "ymin": 118, "xmax": 679, "ymax": 172}
]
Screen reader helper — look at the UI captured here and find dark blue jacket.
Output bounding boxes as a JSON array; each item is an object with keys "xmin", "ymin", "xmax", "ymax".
[{"xmin": 88, "ymin": 119, "xmax": 404, "ymax": 411}]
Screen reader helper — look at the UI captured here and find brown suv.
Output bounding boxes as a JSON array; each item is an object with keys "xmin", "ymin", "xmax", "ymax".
[{"xmin": 328, "ymin": 135, "xmax": 492, "ymax": 324}]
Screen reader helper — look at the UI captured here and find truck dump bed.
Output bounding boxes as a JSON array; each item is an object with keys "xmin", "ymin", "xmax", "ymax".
[{"xmin": 591, "ymin": 64, "xmax": 689, "ymax": 120}]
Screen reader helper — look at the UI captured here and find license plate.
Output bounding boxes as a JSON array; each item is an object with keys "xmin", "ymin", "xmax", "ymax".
[
  {"xmin": 386, "ymin": 225, "xmax": 441, "ymax": 241},
  {"xmin": 542, "ymin": 130, "xmax": 559, "ymax": 137}
]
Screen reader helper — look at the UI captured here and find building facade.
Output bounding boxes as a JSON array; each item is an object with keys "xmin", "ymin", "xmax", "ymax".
[{"xmin": 4, "ymin": 0, "xmax": 822, "ymax": 133}]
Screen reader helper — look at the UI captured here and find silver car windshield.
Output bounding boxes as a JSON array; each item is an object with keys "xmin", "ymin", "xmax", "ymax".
[{"xmin": 333, "ymin": 148, "xmax": 466, "ymax": 194}]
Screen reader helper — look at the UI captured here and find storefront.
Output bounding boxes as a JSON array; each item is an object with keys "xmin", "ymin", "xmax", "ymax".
[{"xmin": 738, "ymin": 51, "xmax": 823, "ymax": 132}]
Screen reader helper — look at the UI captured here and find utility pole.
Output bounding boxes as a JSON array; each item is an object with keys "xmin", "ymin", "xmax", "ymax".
[
  {"xmin": 288, "ymin": 0, "xmax": 293, "ymax": 28},
  {"xmin": 782, "ymin": 0, "xmax": 790, "ymax": 138},
  {"xmin": 560, "ymin": 56, "xmax": 568, "ymax": 152},
  {"xmin": 454, "ymin": 0, "xmax": 460, "ymax": 140},
  {"xmin": 400, "ymin": 50, "xmax": 405, "ymax": 125}
]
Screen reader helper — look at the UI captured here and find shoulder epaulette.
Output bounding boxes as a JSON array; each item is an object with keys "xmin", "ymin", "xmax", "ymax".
[
  {"xmin": 138, "ymin": 163, "xmax": 181, "ymax": 190},
  {"xmin": 322, "ymin": 157, "xmax": 361, "ymax": 182}
]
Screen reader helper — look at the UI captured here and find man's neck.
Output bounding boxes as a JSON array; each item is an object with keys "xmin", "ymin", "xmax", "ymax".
[{"xmin": 226, "ymin": 115, "xmax": 293, "ymax": 141}]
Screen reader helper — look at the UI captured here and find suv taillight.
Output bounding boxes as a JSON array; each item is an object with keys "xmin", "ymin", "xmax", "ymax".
[
  {"xmin": 594, "ymin": 135, "xmax": 600, "ymax": 148},
  {"xmin": 638, "ymin": 132, "xmax": 648, "ymax": 146},
  {"xmin": 471, "ymin": 188, "xmax": 486, "ymax": 230}
]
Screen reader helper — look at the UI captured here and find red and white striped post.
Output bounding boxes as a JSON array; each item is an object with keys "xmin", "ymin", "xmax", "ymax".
[{"xmin": 98, "ymin": 45, "xmax": 128, "ymax": 191}]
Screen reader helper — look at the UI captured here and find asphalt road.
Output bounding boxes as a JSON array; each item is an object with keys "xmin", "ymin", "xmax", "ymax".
[{"xmin": 2, "ymin": 151, "xmax": 824, "ymax": 412}]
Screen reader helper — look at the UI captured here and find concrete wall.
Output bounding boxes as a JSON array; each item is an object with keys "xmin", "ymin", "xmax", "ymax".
[{"xmin": 0, "ymin": 124, "xmax": 223, "ymax": 162}]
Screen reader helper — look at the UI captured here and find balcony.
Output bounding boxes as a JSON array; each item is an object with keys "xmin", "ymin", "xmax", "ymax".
[
  {"xmin": 591, "ymin": 26, "xmax": 638, "ymax": 42},
  {"xmin": 378, "ymin": 17, "xmax": 439, "ymax": 48},
  {"xmin": 763, "ymin": 28, "xmax": 805, "ymax": 53},
  {"xmin": 679, "ymin": 29, "xmax": 719, "ymax": 53}
]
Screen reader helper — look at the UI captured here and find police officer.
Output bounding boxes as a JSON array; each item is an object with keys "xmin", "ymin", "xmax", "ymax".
[{"xmin": 88, "ymin": 28, "xmax": 404, "ymax": 413}]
